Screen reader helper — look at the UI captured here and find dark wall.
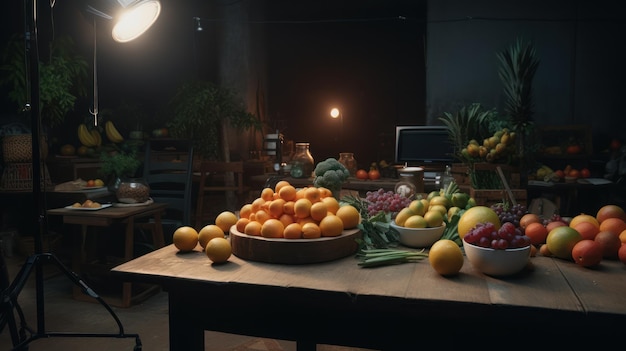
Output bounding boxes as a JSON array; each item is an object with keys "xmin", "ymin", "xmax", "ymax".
[{"xmin": 425, "ymin": 0, "xmax": 626, "ymax": 152}]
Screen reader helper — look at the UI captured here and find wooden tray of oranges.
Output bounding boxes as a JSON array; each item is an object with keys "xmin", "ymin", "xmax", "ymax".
[
  {"xmin": 229, "ymin": 226, "xmax": 360, "ymax": 264},
  {"xmin": 230, "ymin": 181, "xmax": 363, "ymax": 264}
]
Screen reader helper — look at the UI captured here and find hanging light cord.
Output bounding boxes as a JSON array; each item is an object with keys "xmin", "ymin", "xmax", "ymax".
[{"xmin": 89, "ymin": 18, "xmax": 98, "ymax": 126}]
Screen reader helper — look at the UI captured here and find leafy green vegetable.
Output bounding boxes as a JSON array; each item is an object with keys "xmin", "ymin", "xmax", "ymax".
[{"xmin": 357, "ymin": 248, "xmax": 428, "ymax": 268}]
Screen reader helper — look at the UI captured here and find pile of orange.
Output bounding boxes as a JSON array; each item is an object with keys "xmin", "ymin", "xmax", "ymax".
[
  {"xmin": 236, "ymin": 180, "xmax": 360, "ymax": 239},
  {"xmin": 523, "ymin": 204, "xmax": 626, "ymax": 264}
]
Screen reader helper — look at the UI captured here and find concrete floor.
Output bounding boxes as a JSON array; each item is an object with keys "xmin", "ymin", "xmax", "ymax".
[
  {"xmin": 1, "ymin": 251, "xmax": 377, "ymax": 351},
  {"xmin": 1, "ymin": 189, "xmax": 378, "ymax": 351}
]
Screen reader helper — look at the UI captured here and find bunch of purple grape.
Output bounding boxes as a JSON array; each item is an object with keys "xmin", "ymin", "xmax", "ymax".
[
  {"xmin": 490, "ymin": 203, "xmax": 527, "ymax": 227},
  {"xmin": 365, "ymin": 189, "xmax": 412, "ymax": 218},
  {"xmin": 463, "ymin": 222, "xmax": 532, "ymax": 249},
  {"xmin": 542, "ymin": 213, "xmax": 564, "ymax": 226}
]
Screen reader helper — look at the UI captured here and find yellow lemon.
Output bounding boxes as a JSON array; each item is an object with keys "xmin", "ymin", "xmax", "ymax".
[{"xmin": 403, "ymin": 215, "xmax": 427, "ymax": 228}]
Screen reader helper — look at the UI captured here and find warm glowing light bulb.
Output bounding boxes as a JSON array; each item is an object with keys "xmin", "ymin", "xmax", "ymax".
[
  {"xmin": 112, "ymin": 0, "xmax": 161, "ymax": 43},
  {"xmin": 330, "ymin": 108, "xmax": 340, "ymax": 118}
]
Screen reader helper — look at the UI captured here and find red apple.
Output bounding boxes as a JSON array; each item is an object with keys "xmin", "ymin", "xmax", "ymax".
[
  {"xmin": 571, "ymin": 240, "xmax": 603, "ymax": 267},
  {"xmin": 595, "ymin": 230, "xmax": 621, "ymax": 259}
]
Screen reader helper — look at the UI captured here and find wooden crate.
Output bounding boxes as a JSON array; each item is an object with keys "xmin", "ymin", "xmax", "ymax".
[
  {"xmin": 452, "ymin": 163, "xmax": 520, "ymax": 189},
  {"xmin": 470, "ymin": 187, "xmax": 527, "ymax": 208}
]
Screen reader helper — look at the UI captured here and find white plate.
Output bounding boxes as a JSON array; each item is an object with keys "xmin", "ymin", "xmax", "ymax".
[
  {"xmin": 79, "ymin": 186, "xmax": 106, "ymax": 191},
  {"xmin": 64, "ymin": 203, "xmax": 112, "ymax": 211}
]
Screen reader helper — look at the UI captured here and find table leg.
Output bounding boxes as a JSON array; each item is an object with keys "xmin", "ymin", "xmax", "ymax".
[
  {"xmin": 72, "ymin": 225, "xmax": 87, "ymax": 300},
  {"xmin": 121, "ymin": 217, "xmax": 135, "ymax": 308},
  {"xmin": 168, "ymin": 292, "xmax": 204, "ymax": 351}
]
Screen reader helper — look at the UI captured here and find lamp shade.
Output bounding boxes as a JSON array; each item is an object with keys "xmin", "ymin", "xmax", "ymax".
[{"xmin": 85, "ymin": 0, "xmax": 161, "ymax": 43}]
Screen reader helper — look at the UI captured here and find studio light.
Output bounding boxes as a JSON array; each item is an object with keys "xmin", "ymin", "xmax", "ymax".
[{"xmin": 86, "ymin": 0, "xmax": 162, "ymax": 43}]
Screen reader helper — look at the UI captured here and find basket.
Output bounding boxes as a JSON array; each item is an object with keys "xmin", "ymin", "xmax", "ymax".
[
  {"xmin": 0, "ymin": 162, "xmax": 53, "ymax": 191},
  {"xmin": 2, "ymin": 134, "xmax": 48, "ymax": 163}
]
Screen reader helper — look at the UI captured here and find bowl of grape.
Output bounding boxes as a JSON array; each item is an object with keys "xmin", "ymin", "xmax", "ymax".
[{"xmin": 462, "ymin": 222, "xmax": 532, "ymax": 277}]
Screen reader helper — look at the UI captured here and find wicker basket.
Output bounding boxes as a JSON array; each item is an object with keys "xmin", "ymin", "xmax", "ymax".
[
  {"xmin": 2, "ymin": 134, "xmax": 48, "ymax": 163},
  {"xmin": 0, "ymin": 162, "xmax": 53, "ymax": 191}
]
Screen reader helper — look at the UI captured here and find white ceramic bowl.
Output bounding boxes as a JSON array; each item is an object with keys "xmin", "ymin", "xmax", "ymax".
[
  {"xmin": 462, "ymin": 241, "xmax": 531, "ymax": 277},
  {"xmin": 390, "ymin": 221, "xmax": 445, "ymax": 248}
]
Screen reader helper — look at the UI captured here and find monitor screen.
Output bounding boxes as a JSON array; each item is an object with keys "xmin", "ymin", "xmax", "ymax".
[{"xmin": 395, "ymin": 126, "xmax": 455, "ymax": 165}]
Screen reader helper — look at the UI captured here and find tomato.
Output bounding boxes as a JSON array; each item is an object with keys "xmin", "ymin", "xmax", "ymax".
[
  {"xmin": 356, "ymin": 169, "xmax": 368, "ymax": 180},
  {"xmin": 368, "ymin": 169, "xmax": 381, "ymax": 180},
  {"xmin": 610, "ymin": 138, "xmax": 621, "ymax": 151},
  {"xmin": 580, "ymin": 168, "xmax": 591, "ymax": 178},
  {"xmin": 566, "ymin": 145, "xmax": 582, "ymax": 155}
]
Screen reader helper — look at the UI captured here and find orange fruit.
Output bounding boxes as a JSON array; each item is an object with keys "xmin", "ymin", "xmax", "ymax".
[
  {"xmin": 261, "ymin": 218, "xmax": 284, "ymax": 238},
  {"xmin": 520, "ymin": 213, "xmax": 542, "ymax": 229},
  {"xmin": 598, "ymin": 217, "xmax": 626, "ymax": 236},
  {"xmin": 239, "ymin": 204, "xmax": 253, "ymax": 219},
  {"xmin": 255, "ymin": 210, "xmax": 271, "ymax": 224},
  {"xmin": 260, "ymin": 187, "xmax": 274, "ymax": 201},
  {"xmin": 283, "ymin": 201, "xmax": 296, "ymax": 215},
  {"xmin": 302, "ymin": 222, "xmax": 321, "ymax": 239},
  {"xmin": 173, "ymin": 226, "xmax": 199, "ymax": 252},
  {"xmin": 278, "ymin": 213, "xmax": 295, "ymax": 227},
  {"xmin": 546, "ymin": 226, "xmax": 582, "ymax": 260},
  {"xmin": 235, "ymin": 217, "xmax": 250, "ymax": 233},
  {"xmin": 620, "ymin": 229, "xmax": 626, "ymax": 244},
  {"xmin": 244, "ymin": 220, "xmax": 262, "ymax": 236},
  {"xmin": 319, "ymin": 215, "xmax": 343, "ymax": 237},
  {"xmin": 569, "ymin": 213, "xmax": 599, "ymax": 229},
  {"xmin": 215, "ymin": 211, "xmax": 237, "ymax": 233},
  {"xmin": 268, "ymin": 199, "xmax": 286, "ymax": 218},
  {"xmin": 524, "ymin": 222, "xmax": 549, "ymax": 246},
  {"xmin": 336, "ymin": 205, "xmax": 360, "ymax": 229},
  {"xmin": 198, "ymin": 224, "xmax": 224, "ymax": 249},
  {"xmin": 274, "ymin": 180, "xmax": 291, "ymax": 194},
  {"xmin": 596, "ymin": 204, "xmax": 626, "ymax": 223},
  {"xmin": 251, "ymin": 197, "xmax": 266, "ymax": 212},
  {"xmin": 205, "ymin": 237, "xmax": 231, "ymax": 264},
  {"xmin": 304, "ymin": 187, "xmax": 321, "ymax": 203},
  {"xmin": 317, "ymin": 187, "xmax": 332, "ymax": 198},
  {"xmin": 297, "ymin": 216, "xmax": 315, "ymax": 226},
  {"xmin": 283, "ymin": 222, "xmax": 303, "ymax": 239},
  {"xmin": 546, "ymin": 220, "xmax": 567, "ymax": 232},
  {"xmin": 310, "ymin": 201, "xmax": 329, "ymax": 221},
  {"xmin": 428, "ymin": 239, "xmax": 464, "ymax": 276},
  {"xmin": 294, "ymin": 198, "xmax": 313, "ymax": 219},
  {"xmin": 457, "ymin": 206, "xmax": 501, "ymax": 239},
  {"xmin": 573, "ymin": 221, "xmax": 600, "ymax": 241},
  {"xmin": 278, "ymin": 185, "xmax": 297, "ymax": 201},
  {"xmin": 321, "ymin": 196, "xmax": 340, "ymax": 214}
]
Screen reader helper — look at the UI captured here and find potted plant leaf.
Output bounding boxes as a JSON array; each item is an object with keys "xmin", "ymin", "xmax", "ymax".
[
  {"xmin": 166, "ymin": 80, "xmax": 262, "ymax": 161},
  {"xmin": 0, "ymin": 33, "xmax": 88, "ymax": 163}
]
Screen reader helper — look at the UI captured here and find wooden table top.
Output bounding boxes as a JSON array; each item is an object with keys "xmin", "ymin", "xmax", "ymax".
[
  {"xmin": 111, "ymin": 243, "xmax": 626, "ymax": 318},
  {"xmin": 47, "ymin": 202, "xmax": 168, "ymax": 223}
]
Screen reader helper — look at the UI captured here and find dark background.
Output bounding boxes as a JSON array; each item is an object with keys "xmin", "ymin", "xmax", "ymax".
[{"xmin": 1, "ymin": 0, "xmax": 624, "ymax": 170}]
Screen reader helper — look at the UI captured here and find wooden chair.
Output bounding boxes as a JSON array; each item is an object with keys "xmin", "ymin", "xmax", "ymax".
[
  {"xmin": 195, "ymin": 161, "xmax": 247, "ymax": 229},
  {"xmin": 140, "ymin": 139, "xmax": 194, "ymax": 243}
]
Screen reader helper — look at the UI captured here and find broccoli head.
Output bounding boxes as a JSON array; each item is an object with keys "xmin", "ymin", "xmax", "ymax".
[{"xmin": 313, "ymin": 158, "xmax": 350, "ymax": 191}]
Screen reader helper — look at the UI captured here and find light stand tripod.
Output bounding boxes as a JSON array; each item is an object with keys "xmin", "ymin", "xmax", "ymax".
[{"xmin": 0, "ymin": 1, "xmax": 141, "ymax": 349}]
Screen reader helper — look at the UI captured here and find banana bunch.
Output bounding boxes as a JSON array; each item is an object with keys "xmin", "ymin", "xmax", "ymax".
[
  {"xmin": 105, "ymin": 120, "xmax": 124, "ymax": 143},
  {"xmin": 77, "ymin": 124, "xmax": 102, "ymax": 147}
]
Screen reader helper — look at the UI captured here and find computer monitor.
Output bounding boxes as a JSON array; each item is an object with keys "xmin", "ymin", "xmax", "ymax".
[{"xmin": 394, "ymin": 125, "xmax": 455, "ymax": 167}]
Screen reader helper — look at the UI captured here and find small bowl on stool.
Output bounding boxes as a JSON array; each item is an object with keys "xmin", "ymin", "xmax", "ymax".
[
  {"xmin": 390, "ymin": 221, "xmax": 446, "ymax": 248},
  {"xmin": 462, "ymin": 241, "xmax": 531, "ymax": 277}
]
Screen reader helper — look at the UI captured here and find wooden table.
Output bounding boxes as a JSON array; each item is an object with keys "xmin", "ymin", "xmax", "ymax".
[
  {"xmin": 47, "ymin": 202, "xmax": 168, "ymax": 307},
  {"xmin": 111, "ymin": 244, "xmax": 626, "ymax": 350}
]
